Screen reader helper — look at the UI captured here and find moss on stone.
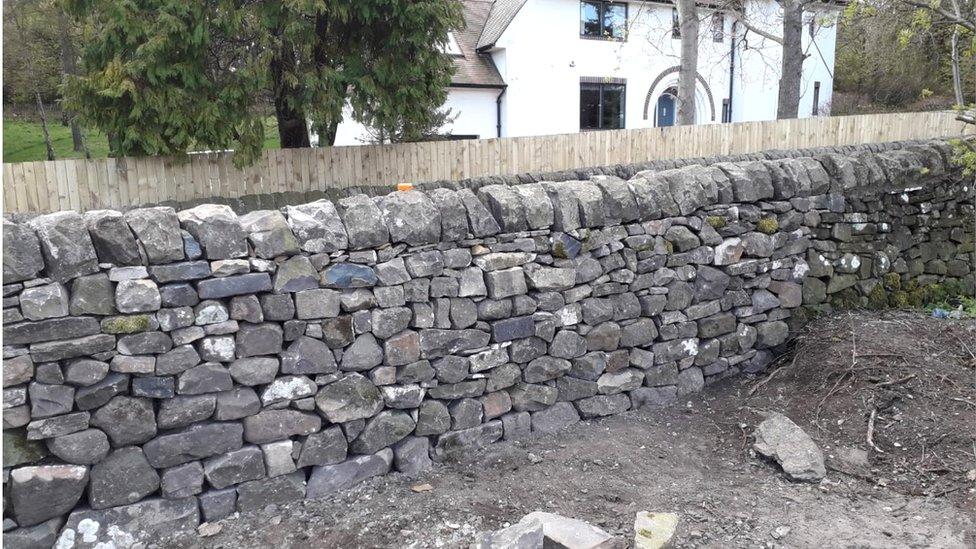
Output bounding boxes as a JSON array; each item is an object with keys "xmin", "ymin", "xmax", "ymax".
[
  {"xmin": 664, "ymin": 240, "xmax": 674, "ymax": 254},
  {"xmin": 890, "ymin": 291, "xmax": 911, "ymax": 308},
  {"xmin": 882, "ymin": 272, "xmax": 901, "ymax": 291},
  {"xmin": 101, "ymin": 314, "xmax": 152, "ymax": 334},
  {"xmin": 705, "ymin": 215, "xmax": 727, "ymax": 229},
  {"xmin": 756, "ymin": 217, "xmax": 779, "ymax": 235},
  {"xmin": 829, "ymin": 287, "xmax": 861, "ymax": 309},
  {"xmin": 866, "ymin": 284, "xmax": 888, "ymax": 309}
]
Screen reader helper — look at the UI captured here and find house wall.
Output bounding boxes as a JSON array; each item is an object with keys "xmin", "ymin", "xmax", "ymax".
[
  {"xmin": 731, "ymin": 0, "xmax": 839, "ymax": 122},
  {"xmin": 332, "ymin": 88, "xmax": 501, "ymax": 146},
  {"xmin": 494, "ymin": 0, "xmax": 735, "ymax": 137}
]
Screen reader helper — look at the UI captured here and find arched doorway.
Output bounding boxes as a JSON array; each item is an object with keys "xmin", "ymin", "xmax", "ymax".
[{"xmin": 656, "ymin": 87, "xmax": 677, "ymax": 127}]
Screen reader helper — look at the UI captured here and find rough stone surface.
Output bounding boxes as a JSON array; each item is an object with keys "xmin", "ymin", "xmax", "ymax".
[{"xmin": 753, "ymin": 412, "xmax": 826, "ymax": 482}]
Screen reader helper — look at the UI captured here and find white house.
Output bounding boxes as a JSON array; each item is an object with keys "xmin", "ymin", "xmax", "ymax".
[{"xmin": 333, "ymin": 0, "xmax": 840, "ymax": 145}]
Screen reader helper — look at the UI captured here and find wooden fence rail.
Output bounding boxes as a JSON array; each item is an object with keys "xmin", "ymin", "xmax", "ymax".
[{"xmin": 2, "ymin": 111, "xmax": 969, "ymax": 214}]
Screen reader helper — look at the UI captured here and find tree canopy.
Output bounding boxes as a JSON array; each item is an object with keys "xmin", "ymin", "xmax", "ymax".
[{"xmin": 62, "ymin": 0, "xmax": 463, "ymax": 163}]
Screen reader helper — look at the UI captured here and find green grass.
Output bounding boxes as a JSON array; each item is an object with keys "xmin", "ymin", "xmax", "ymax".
[{"xmin": 3, "ymin": 118, "xmax": 282, "ymax": 163}]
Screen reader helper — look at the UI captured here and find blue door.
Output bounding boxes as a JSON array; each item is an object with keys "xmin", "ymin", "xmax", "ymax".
[{"xmin": 657, "ymin": 93, "xmax": 676, "ymax": 127}]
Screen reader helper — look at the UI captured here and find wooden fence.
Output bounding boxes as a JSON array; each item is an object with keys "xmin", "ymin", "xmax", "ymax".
[{"xmin": 2, "ymin": 111, "xmax": 969, "ymax": 214}]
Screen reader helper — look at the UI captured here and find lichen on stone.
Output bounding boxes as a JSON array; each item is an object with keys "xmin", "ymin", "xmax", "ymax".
[{"xmin": 756, "ymin": 217, "xmax": 779, "ymax": 235}]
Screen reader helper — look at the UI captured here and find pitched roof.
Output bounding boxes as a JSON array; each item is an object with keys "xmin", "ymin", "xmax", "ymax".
[
  {"xmin": 451, "ymin": 0, "xmax": 506, "ymax": 87},
  {"xmin": 475, "ymin": 0, "xmax": 528, "ymax": 50}
]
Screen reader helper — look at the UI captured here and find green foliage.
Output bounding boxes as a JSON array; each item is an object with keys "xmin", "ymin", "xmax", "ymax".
[
  {"xmin": 756, "ymin": 217, "xmax": 779, "ymax": 234},
  {"xmin": 3, "ymin": 0, "xmax": 67, "ymax": 105},
  {"xmin": 3, "ymin": 119, "xmax": 109, "ymax": 162},
  {"xmin": 63, "ymin": 0, "xmax": 463, "ymax": 164},
  {"xmin": 949, "ymin": 135, "xmax": 976, "ymax": 176}
]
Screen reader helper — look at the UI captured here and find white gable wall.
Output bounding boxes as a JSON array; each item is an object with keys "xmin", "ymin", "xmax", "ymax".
[{"xmin": 494, "ymin": 0, "xmax": 735, "ymax": 138}]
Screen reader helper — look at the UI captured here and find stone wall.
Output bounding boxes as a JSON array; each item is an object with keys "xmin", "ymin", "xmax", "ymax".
[{"xmin": 2, "ymin": 139, "xmax": 973, "ymax": 547}]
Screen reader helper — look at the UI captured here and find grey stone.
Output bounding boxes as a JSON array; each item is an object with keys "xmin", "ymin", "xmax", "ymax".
[
  {"xmin": 3, "ymin": 430, "xmax": 48, "ymax": 467},
  {"xmin": 284, "ymin": 199, "xmax": 349, "ymax": 253},
  {"xmin": 84, "ymin": 211, "xmax": 142, "ymax": 266},
  {"xmin": 321, "ymin": 262, "xmax": 378, "ymax": 289},
  {"xmin": 378, "ymin": 190, "xmax": 442, "ymax": 245},
  {"xmin": 597, "ymin": 368, "xmax": 644, "ymax": 394},
  {"xmin": 149, "ymin": 261, "xmax": 211, "ymax": 283},
  {"xmin": 109, "ymin": 355, "xmax": 154, "ymax": 375},
  {"xmin": 393, "ymin": 436, "xmax": 432, "ymax": 474},
  {"xmin": 55, "ymin": 497, "xmax": 199, "ymax": 548},
  {"xmin": 115, "ymin": 279, "xmax": 161, "ymax": 313},
  {"xmin": 260, "ymin": 293, "xmax": 295, "ymax": 321},
  {"xmin": 315, "ymin": 373, "xmax": 384, "ymax": 423},
  {"xmin": 229, "ymin": 295, "xmax": 263, "ymax": 323},
  {"xmin": 432, "ymin": 421, "xmax": 503, "ymax": 461},
  {"xmin": 177, "ymin": 204, "xmax": 247, "ymax": 259},
  {"xmin": 241, "ymin": 408, "xmax": 321, "ymax": 444},
  {"xmin": 586, "ymin": 321, "xmax": 621, "ymax": 351},
  {"xmin": 427, "ymin": 188, "xmax": 470, "ymax": 241},
  {"xmin": 2, "ymin": 220, "xmax": 44, "ymax": 283},
  {"xmin": 74, "ymin": 374, "xmax": 127, "ymax": 411},
  {"xmin": 531, "ymin": 401, "xmax": 580, "ymax": 433},
  {"xmin": 306, "ymin": 449, "xmax": 393, "ymax": 498},
  {"xmin": 281, "ymin": 336, "xmax": 337, "ymax": 374},
  {"xmin": 118, "ymin": 331, "xmax": 172, "ymax": 355},
  {"xmin": 491, "ymin": 315, "xmax": 535, "ymax": 342},
  {"xmin": 19, "ymin": 283, "xmax": 69, "ymax": 320},
  {"xmin": 457, "ymin": 188, "xmax": 500, "ymax": 237},
  {"xmin": 213, "ymin": 387, "xmax": 261, "ymax": 420},
  {"xmin": 337, "ymin": 194, "xmax": 390, "ymax": 249},
  {"xmin": 379, "ymin": 384, "xmax": 425, "ymax": 409},
  {"xmin": 550, "ymin": 330, "xmax": 587, "ymax": 359},
  {"xmin": 91, "ymin": 396, "xmax": 157, "ymax": 446},
  {"xmin": 341, "ymin": 333, "xmax": 384, "ymax": 372},
  {"xmin": 125, "ymin": 207, "xmax": 184, "ymax": 263},
  {"xmin": 199, "ymin": 488, "xmax": 236, "ymax": 522},
  {"xmin": 756, "ymin": 321, "xmax": 789, "ymax": 348},
  {"xmin": 157, "ymin": 307, "xmax": 194, "ymax": 331},
  {"xmin": 372, "ymin": 307, "xmax": 412, "ymax": 339},
  {"xmin": 295, "ymin": 288, "xmax": 340, "ymax": 319},
  {"xmin": 89, "ymin": 447, "xmax": 159, "ymax": 509},
  {"xmin": 349, "ymin": 409, "xmax": 415, "ymax": 454},
  {"xmin": 620, "ymin": 318, "xmax": 658, "ymax": 348},
  {"xmin": 677, "ymin": 366, "xmax": 704, "ymax": 396},
  {"xmin": 28, "ymin": 212, "xmax": 99, "ymax": 281},
  {"xmin": 449, "ymin": 397, "xmax": 483, "ymax": 429},
  {"xmin": 631, "ymin": 386, "xmax": 678, "ymax": 407},
  {"xmin": 47, "ymin": 429, "xmax": 109, "ymax": 465},
  {"xmin": 501, "ymin": 411, "xmax": 531, "ymax": 440},
  {"xmin": 524, "ymin": 356, "xmax": 572, "ymax": 383},
  {"xmin": 69, "ymin": 273, "xmax": 116, "ymax": 315},
  {"xmin": 230, "ymin": 357, "xmax": 279, "ymax": 386},
  {"xmin": 63, "ymin": 359, "xmax": 109, "ymax": 387},
  {"xmin": 197, "ymin": 272, "xmax": 272, "ymax": 299},
  {"xmin": 160, "ymin": 283, "xmax": 199, "ymax": 308},
  {"xmin": 10, "ymin": 465, "xmax": 89, "ymax": 526},
  {"xmin": 156, "ymin": 395, "xmax": 216, "ymax": 430},
  {"xmin": 25, "ymin": 412, "xmax": 90, "ymax": 440},
  {"xmin": 3, "ymin": 517, "xmax": 64, "ymax": 549},
  {"xmin": 30, "ymin": 333, "xmax": 116, "ymax": 363},
  {"xmin": 4, "ymin": 316, "xmax": 99, "ymax": 345},
  {"xmin": 508, "ymin": 383, "xmax": 558, "ymax": 412},
  {"xmin": 178, "ymin": 363, "xmax": 233, "ymax": 394},
  {"xmin": 239, "ymin": 210, "xmax": 300, "ymax": 259},
  {"xmin": 297, "ymin": 426, "xmax": 348, "ymax": 467},
  {"xmin": 236, "ymin": 471, "xmax": 306, "ymax": 511},
  {"xmin": 132, "ymin": 376, "xmax": 176, "ymax": 398},
  {"xmin": 753, "ymin": 412, "xmax": 826, "ymax": 482},
  {"xmin": 419, "ymin": 328, "xmax": 490, "ymax": 358},
  {"xmin": 485, "ymin": 362, "xmax": 522, "ymax": 392},
  {"xmin": 478, "ymin": 184, "xmax": 528, "ymax": 232},
  {"xmin": 235, "ymin": 322, "xmax": 283, "ymax": 358},
  {"xmin": 261, "ymin": 440, "xmax": 297, "ymax": 477},
  {"xmin": 203, "ymin": 446, "xmax": 266, "ymax": 489},
  {"xmin": 156, "ymin": 345, "xmax": 201, "ymax": 375},
  {"xmin": 523, "ymin": 264, "xmax": 576, "ymax": 292},
  {"xmin": 576, "ymin": 393, "xmax": 631, "ymax": 418},
  {"xmin": 259, "ymin": 376, "xmax": 315, "ymax": 406},
  {"xmin": 160, "ymin": 461, "xmax": 204, "ymax": 498},
  {"xmin": 143, "ymin": 422, "xmax": 244, "ymax": 468},
  {"xmin": 415, "ymin": 400, "xmax": 451, "ymax": 435}
]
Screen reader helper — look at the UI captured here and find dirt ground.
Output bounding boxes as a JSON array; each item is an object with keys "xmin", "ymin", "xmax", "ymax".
[{"xmin": 168, "ymin": 311, "xmax": 976, "ymax": 549}]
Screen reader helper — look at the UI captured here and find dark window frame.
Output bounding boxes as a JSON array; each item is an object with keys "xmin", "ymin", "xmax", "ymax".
[
  {"xmin": 580, "ymin": 79, "xmax": 627, "ymax": 131},
  {"xmin": 580, "ymin": 1, "xmax": 629, "ymax": 41},
  {"xmin": 812, "ymin": 81, "xmax": 821, "ymax": 116},
  {"xmin": 672, "ymin": 8, "xmax": 680, "ymax": 39}
]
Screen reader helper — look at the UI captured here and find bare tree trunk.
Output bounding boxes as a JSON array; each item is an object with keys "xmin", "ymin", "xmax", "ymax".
[
  {"xmin": 777, "ymin": 0, "xmax": 804, "ymax": 119},
  {"xmin": 57, "ymin": 8, "xmax": 87, "ymax": 154},
  {"xmin": 676, "ymin": 0, "xmax": 700, "ymax": 125},
  {"xmin": 271, "ymin": 39, "xmax": 310, "ymax": 149},
  {"xmin": 35, "ymin": 92, "xmax": 56, "ymax": 161},
  {"xmin": 950, "ymin": 26, "xmax": 965, "ymax": 107}
]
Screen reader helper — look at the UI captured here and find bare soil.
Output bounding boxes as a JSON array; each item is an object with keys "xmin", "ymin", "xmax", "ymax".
[{"xmin": 169, "ymin": 311, "xmax": 976, "ymax": 549}]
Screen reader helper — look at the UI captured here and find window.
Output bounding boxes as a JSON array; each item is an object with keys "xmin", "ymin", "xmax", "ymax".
[
  {"xmin": 580, "ymin": 81, "xmax": 626, "ymax": 130},
  {"xmin": 812, "ymin": 81, "xmax": 821, "ymax": 116},
  {"xmin": 581, "ymin": 1, "xmax": 627, "ymax": 40},
  {"xmin": 712, "ymin": 12, "xmax": 724, "ymax": 42},
  {"xmin": 672, "ymin": 8, "xmax": 680, "ymax": 39},
  {"xmin": 442, "ymin": 31, "xmax": 463, "ymax": 56},
  {"xmin": 808, "ymin": 16, "xmax": 816, "ymax": 37}
]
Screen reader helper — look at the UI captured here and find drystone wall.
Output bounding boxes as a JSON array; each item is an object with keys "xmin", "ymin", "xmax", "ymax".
[{"xmin": 2, "ymin": 139, "xmax": 973, "ymax": 548}]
